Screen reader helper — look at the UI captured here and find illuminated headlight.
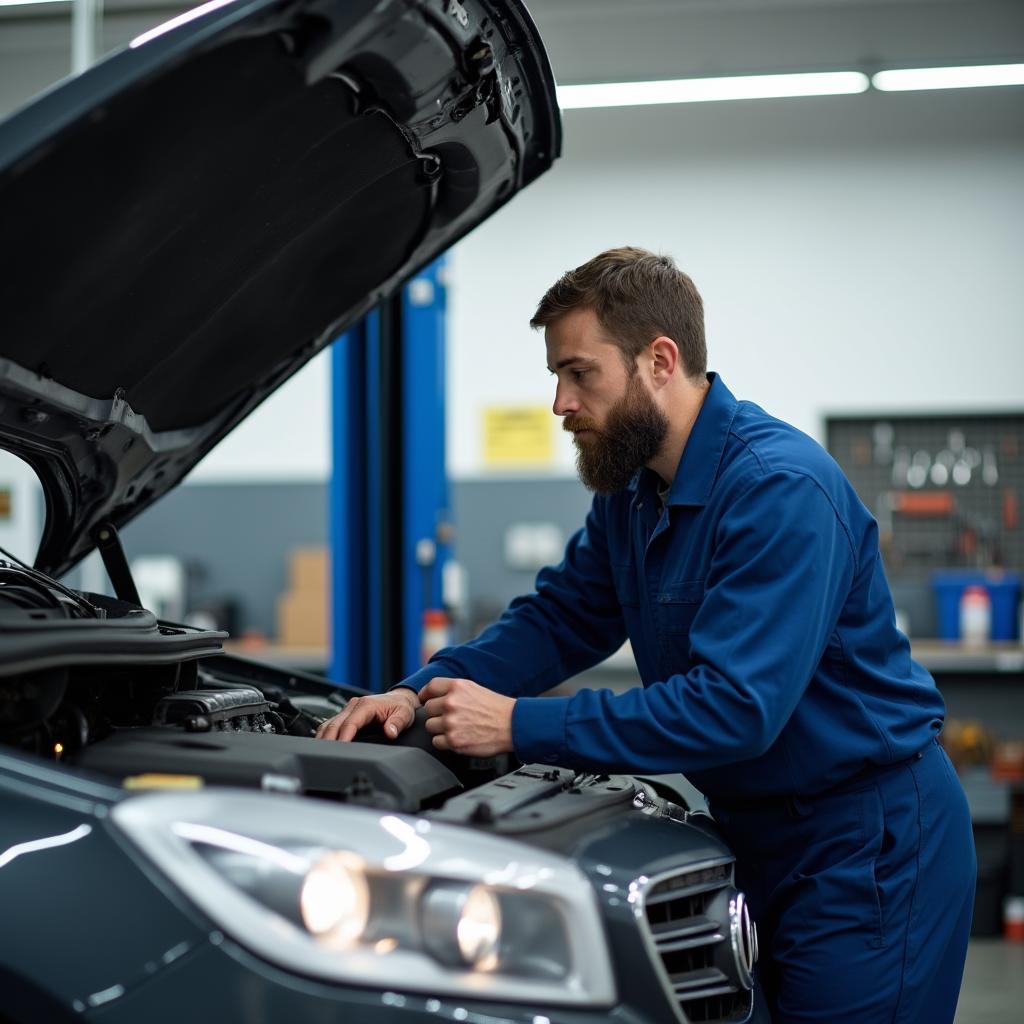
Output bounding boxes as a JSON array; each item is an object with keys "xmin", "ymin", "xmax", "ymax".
[
  {"xmin": 421, "ymin": 882, "xmax": 501, "ymax": 969},
  {"xmin": 112, "ymin": 791, "xmax": 615, "ymax": 1006},
  {"xmin": 300, "ymin": 852, "xmax": 370, "ymax": 945}
]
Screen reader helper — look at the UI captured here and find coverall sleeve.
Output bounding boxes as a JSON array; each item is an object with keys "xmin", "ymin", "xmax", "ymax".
[
  {"xmin": 511, "ymin": 470, "xmax": 858, "ymax": 773},
  {"xmin": 397, "ymin": 498, "xmax": 628, "ymax": 697}
]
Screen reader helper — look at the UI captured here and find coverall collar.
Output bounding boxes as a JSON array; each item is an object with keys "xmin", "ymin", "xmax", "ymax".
[{"xmin": 634, "ymin": 371, "xmax": 737, "ymax": 508}]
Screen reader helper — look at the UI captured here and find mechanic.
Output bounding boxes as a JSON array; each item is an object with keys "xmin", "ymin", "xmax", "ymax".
[{"xmin": 317, "ymin": 247, "xmax": 976, "ymax": 1024}]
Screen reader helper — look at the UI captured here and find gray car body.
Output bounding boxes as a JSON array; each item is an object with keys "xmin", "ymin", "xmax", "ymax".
[{"xmin": 0, "ymin": 741, "xmax": 752, "ymax": 1024}]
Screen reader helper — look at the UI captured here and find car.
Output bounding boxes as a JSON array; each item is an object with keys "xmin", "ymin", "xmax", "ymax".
[{"xmin": 0, "ymin": 1, "xmax": 765, "ymax": 1021}]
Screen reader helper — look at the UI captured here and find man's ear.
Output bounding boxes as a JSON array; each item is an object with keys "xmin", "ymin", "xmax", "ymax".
[{"xmin": 649, "ymin": 336, "xmax": 679, "ymax": 386}]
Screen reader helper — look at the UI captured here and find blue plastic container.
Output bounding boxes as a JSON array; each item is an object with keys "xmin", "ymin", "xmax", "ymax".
[{"xmin": 931, "ymin": 570, "xmax": 1022, "ymax": 642}]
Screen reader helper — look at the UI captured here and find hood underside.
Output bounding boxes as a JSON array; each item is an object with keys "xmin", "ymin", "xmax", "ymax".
[{"xmin": 0, "ymin": 0, "xmax": 560, "ymax": 577}]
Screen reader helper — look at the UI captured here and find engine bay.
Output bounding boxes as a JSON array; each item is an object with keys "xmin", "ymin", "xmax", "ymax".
[
  {"xmin": 0, "ymin": 631, "xmax": 687, "ymax": 845},
  {"xmin": 0, "ymin": 554, "xmax": 697, "ymax": 853}
]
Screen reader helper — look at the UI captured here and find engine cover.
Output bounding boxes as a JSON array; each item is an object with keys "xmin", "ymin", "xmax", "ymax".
[
  {"xmin": 73, "ymin": 729, "xmax": 461, "ymax": 812},
  {"xmin": 152, "ymin": 687, "xmax": 272, "ymax": 732}
]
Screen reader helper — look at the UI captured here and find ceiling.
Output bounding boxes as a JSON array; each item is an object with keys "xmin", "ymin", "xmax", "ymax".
[
  {"xmin": 530, "ymin": 0, "xmax": 1024, "ymax": 83},
  {"xmin": 0, "ymin": 0, "xmax": 1021, "ymax": 114}
]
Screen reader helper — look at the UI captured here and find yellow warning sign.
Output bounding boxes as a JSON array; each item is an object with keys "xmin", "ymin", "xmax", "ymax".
[{"xmin": 483, "ymin": 406, "xmax": 554, "ymax": 466}]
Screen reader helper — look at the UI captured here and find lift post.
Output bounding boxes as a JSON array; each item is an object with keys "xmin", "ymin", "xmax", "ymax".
[{"xmin": 329, "ymin": 259, "xmax": 449, "ymax": 691}]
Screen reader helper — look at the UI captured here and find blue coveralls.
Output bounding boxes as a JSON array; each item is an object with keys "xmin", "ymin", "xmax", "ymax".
[{"xmin": 402, "ymin": 373, "xmax": 976, "ymax": 1023}]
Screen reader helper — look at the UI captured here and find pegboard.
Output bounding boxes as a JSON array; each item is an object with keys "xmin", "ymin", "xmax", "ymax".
[{"xmin": 826, "ymin": 412, "xmax": 1023, "ymax": 581}]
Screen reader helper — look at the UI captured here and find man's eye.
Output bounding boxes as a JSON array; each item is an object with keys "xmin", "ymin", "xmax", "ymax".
[{"xmin": 572, "ymin": 369, "xmax": 590, "ymax": 382}]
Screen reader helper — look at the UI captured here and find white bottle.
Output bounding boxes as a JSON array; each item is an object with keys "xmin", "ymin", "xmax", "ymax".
[{"xmin": 959, "ymin": 586, "xmax": 991, "ymax": 648}]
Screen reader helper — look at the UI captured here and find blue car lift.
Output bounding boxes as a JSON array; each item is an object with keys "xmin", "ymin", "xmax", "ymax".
[{"xmin": 329, "ymin": 258, "xmax": 449, "ymax": 691}]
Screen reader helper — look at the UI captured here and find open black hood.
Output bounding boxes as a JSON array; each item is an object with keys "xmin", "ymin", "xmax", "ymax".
[{"xmin": 0, "ymin": 0, "xmax": 560, "ymax": 578}]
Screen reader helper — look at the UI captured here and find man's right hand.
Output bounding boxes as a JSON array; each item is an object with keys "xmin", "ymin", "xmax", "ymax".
[{"xmin": 314, "ymin": 688, "xmax": 420, "ymax": 742}]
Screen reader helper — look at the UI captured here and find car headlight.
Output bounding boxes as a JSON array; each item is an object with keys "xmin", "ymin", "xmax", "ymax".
[{"xmin": 111, "ymin": 791, "xmax": 615, "ymax": 1006}]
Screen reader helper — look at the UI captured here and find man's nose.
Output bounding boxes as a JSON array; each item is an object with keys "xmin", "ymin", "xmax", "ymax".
[{"xmin": 552, "ymin": 381, "xmax": 580, "ymax": 417}]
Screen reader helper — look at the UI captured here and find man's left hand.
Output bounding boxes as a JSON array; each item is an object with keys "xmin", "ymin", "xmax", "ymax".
[{"xmin": 419, "ymin": 677, "xmax": 515, "ymax": 758}]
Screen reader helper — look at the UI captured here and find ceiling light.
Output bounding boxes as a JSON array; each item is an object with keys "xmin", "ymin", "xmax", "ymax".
[
  {"xmin": 0, "ymin": 0, "xmax": 68, "ymax": 6},
  {"xmin": 557, "ymin": 71, "xmax": 869, "ymax": 110},
  {"xmin": 872, "ymin": 64, "xmax": 1024, "ymax": 92}
]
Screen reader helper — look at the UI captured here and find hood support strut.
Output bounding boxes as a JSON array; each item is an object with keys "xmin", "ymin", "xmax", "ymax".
[{"xmin": 93, "ymin": 522, "xmax": 141, "ymax": 606}]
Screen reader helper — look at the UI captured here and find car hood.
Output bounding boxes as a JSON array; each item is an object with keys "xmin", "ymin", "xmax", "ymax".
[{"xmin": 0, "ymin": 0, "xmax": 559, "ymax": 578}]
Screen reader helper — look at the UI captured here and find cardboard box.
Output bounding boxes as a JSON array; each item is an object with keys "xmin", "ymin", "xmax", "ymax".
[
  {"xmin": 277, "ymin": 590, "xmax": 328, "ymax": 648},
  {"xmin": 289, "ymin": 547, "xmax": 328, "ymax": 594}
]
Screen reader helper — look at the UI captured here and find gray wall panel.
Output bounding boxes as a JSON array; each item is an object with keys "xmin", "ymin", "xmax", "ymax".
[
  {"xmin": 112, "ymin": 478, "xmax": 595, "ymax": 640},
  {"xmin": 120, "ymin": 481, "xmax": 326, "ymax": 638},
  {"xmin": 452, "ymin": 477, "xmax": 593, "ymax": 633}
]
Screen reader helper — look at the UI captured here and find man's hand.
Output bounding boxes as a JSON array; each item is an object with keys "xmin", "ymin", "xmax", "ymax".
[
  {"xmin": 315, "ymin": 688, "xmax": 419, "ymax": 742},
  {"xmin": 420, "ymin": 677, "xmax": 515, "ymax": 758}
]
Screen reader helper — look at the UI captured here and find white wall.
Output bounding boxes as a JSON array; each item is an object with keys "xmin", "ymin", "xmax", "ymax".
[
  {"xmin": 0, "ymin": 452, "xmax": 43, "ymax": 562},
  {"xmin": 189, "ymin": 349, "xmax": 331, "ymax": 482},
  {"xmin": 447, "ymin": 87, "xmax": 1024, "ymax": 477}
]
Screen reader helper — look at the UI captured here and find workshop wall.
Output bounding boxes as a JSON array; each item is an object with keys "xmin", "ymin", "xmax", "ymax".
[
  {"xmin": 3, "ymin": 3, "xmax": 1020, "ymax": 487},
  {"xmin": 119, "ymin": 481, "xmax": 327, "ymax": 640},
  {"xmin": 106, "ymin": 478, "xmax": 593, "ymax": 642},
  {"xmin": 446, "ymin": 89, "xmax": 1024, "ymax": 478},
  {"xmin": 188, "ymin": 349, "xmax": 331, "ymax": 483}
]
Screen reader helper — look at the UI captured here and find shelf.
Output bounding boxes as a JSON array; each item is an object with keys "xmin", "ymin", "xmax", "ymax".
[
  {"xmin": 213, "ymin": 640, "xmax": 1024, "ymax": 680},
  {"xmin": 597, "ymin": 641, "xmax": 1024, "ymax": 675},
  {"xmin": 911, "ymin": 642, "xmax": 1024, "ymax": 675}
]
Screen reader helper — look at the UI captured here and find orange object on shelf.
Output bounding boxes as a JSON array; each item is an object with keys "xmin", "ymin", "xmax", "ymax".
[
  {"xmin": 891, "ymin": 491, "xmax": 954, "ymax": 516},
  {"xmin": 1004, "ymin": 489, "xmax": 1020, "ymax": 531},
  {"xmin": 991, "ymin": 740, "xmax": 1024, "ymax": 782},
  {"xmin": 1006, "ymin": 897, "xmax": 1024, "ymax": 943},
  {"xmin": 421, "ymin": 608, "xmax": 451, "ymax": 665},
  {"xmin": 239, "ymin": 629, "xmax": 268, "ymax": 649}
]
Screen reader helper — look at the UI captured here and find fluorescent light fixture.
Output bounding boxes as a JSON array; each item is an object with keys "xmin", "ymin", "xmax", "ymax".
[
  {"xmin": 557, "ymin": 71, "xmax": 869, "ymax": 110},
  {"xmin": 130, "ymin": 0, "xmax": 237, "ymax": 48},
  {"xmin": 0, "ymin": 0, "xmax": 67, "ymax": 6},
  {"xmin": 873, "ymin": 64, "xmax": 1024, "ymax": 92}
]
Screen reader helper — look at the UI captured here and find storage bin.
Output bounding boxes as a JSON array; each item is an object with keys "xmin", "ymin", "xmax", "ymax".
[{"xmin": 931, "ymin": 570, "xmax": 1021, "ymax": 641}]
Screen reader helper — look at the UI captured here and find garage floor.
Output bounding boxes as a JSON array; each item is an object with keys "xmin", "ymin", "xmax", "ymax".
[{"xmin": 955, "ymin": 940, "xmax": 1024, "ymax": 1023}]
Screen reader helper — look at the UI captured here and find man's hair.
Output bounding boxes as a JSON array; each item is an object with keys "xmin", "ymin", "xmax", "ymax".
[{"xmin": 530, "ymin": 247, "xmax": 706, "ymax": 379}]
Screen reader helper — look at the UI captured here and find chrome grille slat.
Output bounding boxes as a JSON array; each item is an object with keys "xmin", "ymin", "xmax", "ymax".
[
  {"xmin": 650, "ymin": 914, "xmax": 721, "ymax": 942},
  {"xmin": 655, "ymin": 928, "xmax": 726, "ymax": 953},
  {"xmin": 670, "ymin": 967, "xmax": 735, "ymax": 994},
  {"xmin": 637, "ymin": 858, "xmax": 755, "ymax": 1024},
  {"xmin": 675, "ymin": 983, "xmax": 741, "ymax": 1001},
  {"xmin": 644, "ymin": 879, "xmax": 732, "ymax": 905},
  {"xmin": 657, "ymin": 934, "xmax": 727, "ymax": 954}
]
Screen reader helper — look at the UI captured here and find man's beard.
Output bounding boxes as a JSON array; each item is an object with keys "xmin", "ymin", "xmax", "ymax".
[{"xmin": 564, "ymin": 373, "xmax": 670, "ymax": 495}]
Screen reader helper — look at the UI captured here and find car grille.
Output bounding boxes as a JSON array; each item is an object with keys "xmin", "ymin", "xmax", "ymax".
[{"xmin": 640, "ymin": 860, "xmax": 754, "ymax": 1024}]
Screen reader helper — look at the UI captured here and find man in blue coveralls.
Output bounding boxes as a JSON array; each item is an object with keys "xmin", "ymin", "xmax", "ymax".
[{"xmin": 317, "ymin": 247, "xmax": 976, "ymax": 1023}]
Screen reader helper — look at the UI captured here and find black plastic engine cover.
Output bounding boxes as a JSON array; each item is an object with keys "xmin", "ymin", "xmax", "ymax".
[
  {"xmin": 152, "ymin": 686, "xmax": 271, "ymax": 729},
  {"xmin": 73, "ymin": 729, "xmax": 461, "ymax": 812}
]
